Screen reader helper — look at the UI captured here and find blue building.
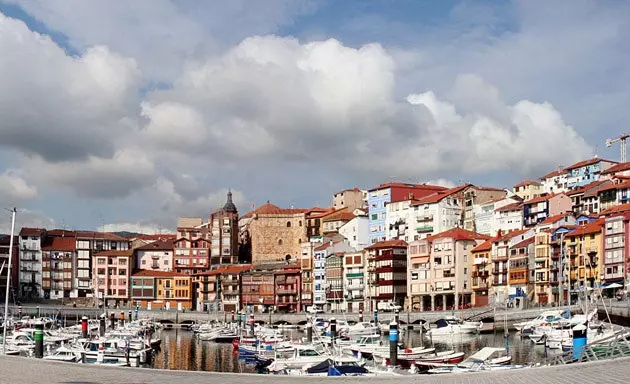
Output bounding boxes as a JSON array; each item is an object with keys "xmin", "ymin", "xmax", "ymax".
[
  {"xmin": 367, "ymin": 183, "xmax": 448, "ymax": 244},
  {"xmin": 565, "ymin": 158, "xmax": 617, "ymax": 189}
]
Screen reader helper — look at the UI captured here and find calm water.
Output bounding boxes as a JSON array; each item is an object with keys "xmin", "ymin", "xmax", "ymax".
[{"xmin": 150, "ymin": 328, "xmax": 558, "ymax": 373}]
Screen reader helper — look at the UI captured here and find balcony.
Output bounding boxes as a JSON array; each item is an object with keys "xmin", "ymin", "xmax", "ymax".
[
  {"xmin": 416, "ymin": 225, "xmax": 433, "ymax": 233},
  {"xmin": 492, "ymin": 254, "xmax": 508, "ymax": 262},
  {"xmin": 492, "ymin": 268, "xmax": 508, "ymax": 275},
  {"xmin": 276, "ymin": 288, "xmax": 297, "ymax": 295},
  {"xmin": 346, "ymin": 272, "xmax": 364, "ymax": 279},
  {"xmin": 473, "ymin": 283, "xmax": 488, "ymax": 290},
  {"xmin": 347, "ymin": 284, "xmax": 364, "ymax": 290},
  {"xmin": 345, "ymin": 294, "xmax": 364, "ymax": 301}
]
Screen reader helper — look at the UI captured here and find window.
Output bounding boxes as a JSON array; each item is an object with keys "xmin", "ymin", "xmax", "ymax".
[
  {"xmin": 278, "ymin": 239, "xmax": 283, "ymax": 245},
  {"xmin": 286, "ymin": 221, "xmax": 292, "ymax": 227}
]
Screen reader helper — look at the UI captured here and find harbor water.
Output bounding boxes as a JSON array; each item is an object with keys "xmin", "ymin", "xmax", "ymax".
[{"xmin": 151, "ymin": 327, "xmax": 558, "ymax": 373}]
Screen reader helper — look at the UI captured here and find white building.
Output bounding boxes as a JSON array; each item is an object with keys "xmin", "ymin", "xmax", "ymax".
[
  {"xmin": 384, "ymin": 199, "xmax": 415, "ymax": 241},
  {"xmin": 313, "ymin": 239, "xmax": 356, "ymax": 308},
  {"xmin": 409, "ymin": 186, "xmax": 468, "ymax": 240},
  {"xmin": 474, "ymin": 197, "xmax": 523, "ymax": 236},
  {"xmin": 134, "ymin": 239, "xmax": 174, "ymax": 272},
  {"xmin": 339, "ymin": 211, "xmax": 369, "ymax": 251},
  {"xmin": 18, "ymin": 228, "xmax": 45, "ymax": 299},
  {"xmin": 494, "ymin": 201, "xmax": 524, "ymax": 234},
  {"xmin": 75, "ymin": 232, "xmax": 129, "ymax": 298},
  {"xmin": 540, "ymin": 169, "xmax": 569, "ymax": 194}
]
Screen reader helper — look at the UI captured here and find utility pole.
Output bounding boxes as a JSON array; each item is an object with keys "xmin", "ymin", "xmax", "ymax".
[{"xmin": 2, "ymin": 207, "xmax": 17, "ymax": 355}]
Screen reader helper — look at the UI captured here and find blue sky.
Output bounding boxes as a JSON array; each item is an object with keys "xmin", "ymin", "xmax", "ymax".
[{"xmin": 0, "ymin": 0, "xmax": 628, "ymax": 233}]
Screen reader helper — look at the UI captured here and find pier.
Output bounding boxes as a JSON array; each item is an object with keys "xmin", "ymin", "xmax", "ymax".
[
  {"xmin": 1, "ymin": 354, "xmax": 629, "ymax": 384},
  {"xmin": 4, "ymin": 304, "xmax": 588, "ymax": 330}
]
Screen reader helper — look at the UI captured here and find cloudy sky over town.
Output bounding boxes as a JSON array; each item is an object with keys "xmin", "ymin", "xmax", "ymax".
[{"xmin": 0, "ymin": 0, "xmax": 628, "ymax": 233}]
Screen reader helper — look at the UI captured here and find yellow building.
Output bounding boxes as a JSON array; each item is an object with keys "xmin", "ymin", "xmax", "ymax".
[
  {"xmin": 563, "ymin": 219, "xmax": 605, "ymax": 291},
  {"xmin": 513, "ymin": 180, "xmax": 543, "ymax": 201},
  {"xmin": 470, "ymin": 239, "xmax": 492, "ymax": 307},
  {"xmin": 131, "ymin": 270, "xmax": 193, "ymax": 310}
]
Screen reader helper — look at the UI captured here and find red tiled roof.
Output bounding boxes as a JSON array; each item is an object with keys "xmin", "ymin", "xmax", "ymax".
[
  {"xmin": 76, "ymin": 231, "xmax": 128, "ymax": 241},
  {"xmin": 564, "ymin": 157, "xmax": 617, "ymax": 171},
  {"xmin": 314, "ymin": 240, "xmax": 341, "ymax": 252},
  {"xmin": 599, "ymin": 203, "xmax": 630, "ymax": 217},
  {"xmin": 194, "ymin": 264, "xmax": 252, "ymax": 276},
  {"xmin": 132, "ymin": 269, "xmax": 189, "ymax": 278},
  {"xmin": 471, "ymin": 239, "xmax": 493, "ymax": 252},
  {"xmin": 495, "ymin": 229, "xmax": 530, "ymax": 243},
  {"xmin": 251, "ymin": 202, "xmax": 307, "ymax": 215},
  {"xmin": 598, "ymin": 180, "xmax": 630, "ymax": 193},
  {"xmin": 368, "ymin": 182, "xmax": 447, "ymax": 192},
  {"xmin": 524, "ymin": 193, "xmax": 566, "ymax": 205},
  {"xmin": 495, "ymin": 202, "xmax": 523, "ymax": 212},
  {"xmin": 47, "ymin": 229, "xmax": 76, "ymax": 237},
  {"xmin": 427, "ymin": 228, "xmax": 491, "ymax": 242},
  {"xmin": 540, "ymin": 169, "xmax": 565, "ymax": 180},
  {"xmin": 475, "ymin": 186, "xmax": 506, "ymax": 192},
  {"xmin": 94, "ymin": 250, "xmax": 133, "ymax": 257},
  {"xmin": 41, "ymin": 237, "xmax": 75, "ymax": 251},
  {"xmin": 134, "ymin": 234, "xmax": 176, "ymax": 241},
  {"xmin": 365, "ymin": 239, "xmax": 408, "ymax": 249},
  {"xmin": 334, "ymin": 187, "xmax": 362, "ymax": 195},
  {"xmin": 566, "ymin": 219, "xmax": 604, "ymax": 237},
  {"xmin": 411, "ymin": 184, "xmax": 471, "ymax": 206},
  {"xmin": 514, "ymin": 180, "xmax": 541, "ymax": 188},
  {"xmin": 135, "ymin": 239, "xmax": 174, "ymax": 251},
  {"xmin": 19, "ymin": 228, "xmax": 46, "ymax": 237},
  {"xmin": 601, "ymin": 162, "xmax": 630, "ymax": 175},
  {"xmin": 323, "ymin": 211, "xmax": 355, "ymax": 222},
  {"xmin": 540, "ymin": 213, "xmax": 571, "ymax": 225},
  {"xmin": 511, "ymin": 237, "xmax": 535, "ymax": 249}
]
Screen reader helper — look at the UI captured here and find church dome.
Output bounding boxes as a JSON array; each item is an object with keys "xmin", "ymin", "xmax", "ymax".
[{"xmin": 222, "ymin": 190, "xmax": 238, "ymax": 213}]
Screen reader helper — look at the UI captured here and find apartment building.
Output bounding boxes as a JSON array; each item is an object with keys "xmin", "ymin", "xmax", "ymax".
[
  {"xmin": 174, "ymin": 218, "xmax": 211, "ymax": 274},
  {"xmin": 41, "ymin": 234, "xmax": 76, "ymax": 300},
  {"xmin": 471, "ymin": 239, "xmax": 493, "ymax": 306},
  {"xmin": 342, "ymin": 251, "xmax": 366, "ymax": 312},
  {"xmin": 325, "ymin": 253, "xmax": 344, "ymax": 312},
  {"xmin": 76, "ymin": 231, "xmax": 129, "ymax": 298},
  {"xmin": 523, "ymin": 193, "xmax": 572, "ymax": 227},
  {"xmin": 602, "ymin": 214, "xmax": 629, "ymax": 286},
  {"xmin": 366, "ymin": 239, "xmax": 407, "ymax": 311},
  {"xmin": 93, "ymin": 250, "xmax": 133, "ymax": 307},
  {"xmin": 275, "ymin": 263, "xmax": 301, "ymax": 313},
  {"xmin": 490, "ymin": 229, "xmax": 535, "ymax": 303},
  {"xmin": 18, "ymin": 228, "xmax": 45, "ymax": 299},
  {"xmin": 131, "ymin": 270, "xmax": 193, "ymax": 310},
  {"xmin": 134, "ymin": 239, "xmax": 174, "ymax": 272}
]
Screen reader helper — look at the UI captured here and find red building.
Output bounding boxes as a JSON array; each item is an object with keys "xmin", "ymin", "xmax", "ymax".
[
  {"xmin": 240, "ymin": 262, "xmax": 281, "ymax": 312},
  {"xmin": 275, "ymin": 263, "xmax": 302, "ymax": 313},
  {"xmin": 366, "ymin": 239, "xmax": 408, "ymax": 311},
  {"xmin": 41, "ymin": 233, "xmax": 76, "ymax": 300},
  {"xmin": 174, "ymin": 218, "xmax": 211, "ymax": 275}
]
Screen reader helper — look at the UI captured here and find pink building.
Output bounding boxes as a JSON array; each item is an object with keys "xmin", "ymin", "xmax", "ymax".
[
  {"xmin": 134, "ymin": 239, "xmax": 174, "ymax": 272},
  {"xmin": 94, "ymin": 250, "xmax": 132, "ymax": 307}
]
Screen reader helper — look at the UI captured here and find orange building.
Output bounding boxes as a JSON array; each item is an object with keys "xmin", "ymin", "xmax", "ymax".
[{"xmin": 130, "ymin": 270, "xmax": 193, "ymax": 310}]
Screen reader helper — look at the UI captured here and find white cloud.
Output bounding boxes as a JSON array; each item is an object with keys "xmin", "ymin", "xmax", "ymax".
[
  {"xmin": 0, "ymin": 209, "xmax": 56, "ymax": 234},
  {"xmin": 102, "ymin": 222, "xmax": 165, "ymax": 235},
  {"xmin": 0, "ymin": 170, "xmax": 37, "ymax": 202}
]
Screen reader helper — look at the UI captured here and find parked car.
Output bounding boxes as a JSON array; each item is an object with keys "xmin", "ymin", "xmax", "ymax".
[
  {"xmin": 307, "ymin": 306, "xmax": 324, "ymax": 314},
  {"xmin": 377, "ymin": 302, "xmax": 402, "ymax": 312}
]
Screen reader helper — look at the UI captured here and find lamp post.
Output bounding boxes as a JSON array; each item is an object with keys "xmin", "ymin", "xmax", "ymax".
[{"xmin": 2, "ymin": 207, "xmax": 17, "ymax": 356}]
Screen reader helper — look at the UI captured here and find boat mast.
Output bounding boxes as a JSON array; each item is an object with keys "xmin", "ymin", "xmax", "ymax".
[{"xmin": 2, "ymin": 207, "xmax": 16, "ymax": 355}]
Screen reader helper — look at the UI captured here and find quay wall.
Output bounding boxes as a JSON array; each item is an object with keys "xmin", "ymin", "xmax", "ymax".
[{"xmin": 1, "ymin": 354, "xmax": 630, "ymax": 384}]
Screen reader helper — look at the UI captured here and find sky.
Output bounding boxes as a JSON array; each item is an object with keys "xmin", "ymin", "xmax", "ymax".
[{"xmin": 0, "ymin": 0, "xmax": 629, "ymax": 234}]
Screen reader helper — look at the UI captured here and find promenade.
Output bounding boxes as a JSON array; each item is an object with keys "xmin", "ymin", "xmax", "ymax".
[{"xmin": 0, "ymin": 355, "xmax": 629, "ymax": 384}]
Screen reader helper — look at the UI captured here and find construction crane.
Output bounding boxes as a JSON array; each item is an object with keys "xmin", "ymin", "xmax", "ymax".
[{"xmin": 606, "ymin": 133, "xmax": 630, "ymax": 163}]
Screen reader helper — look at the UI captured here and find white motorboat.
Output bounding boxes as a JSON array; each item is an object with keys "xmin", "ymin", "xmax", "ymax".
[
  {"xmin": 513, "ymin": 310, "xmax": 565, "ymax": 333},
  {"xmin": 426, "ymin": 317, "xmax": 482, "ymax": 336},
  {"xmin": 267, "ymin": 345, "xmax": 361, "ymax": 371},
  {"xmin": 43, "ymin": 346, "xmax": 80, "ymax": 362}
]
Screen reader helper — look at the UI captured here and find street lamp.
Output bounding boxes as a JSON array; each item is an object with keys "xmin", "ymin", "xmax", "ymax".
[{"xmin": 2, "ymin": 207, "xmax": 17, "ymax": 356}]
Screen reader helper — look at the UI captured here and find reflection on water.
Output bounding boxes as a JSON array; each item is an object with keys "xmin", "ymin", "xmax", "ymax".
[{"xmin": 151, "ymin": 328, "xmax": 558, "ymax": 373}]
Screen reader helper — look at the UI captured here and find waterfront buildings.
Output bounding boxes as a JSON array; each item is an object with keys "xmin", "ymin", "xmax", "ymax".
[
  {"xmin": 490, "ymin": 229, "xmax": 535, "ymax": 304},
  {"xmin": 342, "ymin": 251, "xmax": 366, "ymax": 312},
  {"xmin": 93, "ymin": 250, "xmax": 133, "ymax": 307},
  {"xmin": 192, "ymin": 264, "xmax": 251, "ymax": 312},
  {"xmin": 407, "ymin": 228, "xmax": 489, "ymax": 311},
  {"xmin": 602, "ymin": 213, "xmax": 629, "ymax": 286},
  {"xmin": 471, "ymin": 239, "xmax": 493, "ymax": 306},
  {"xmin": 366, "ymin": 239, "xmax": 407, "ymax": 311},
  {"xmin": 18, "ymin": 228, "xmax": 45, "ymax": 299},
  {"xmin": 130, "ymin": 270, "xmax": 193, "ymax": 310},
  {"xmin": 75, "ymin": 231, "xmax": 129, "ymax": 298},
  {"xmin": 41, "ymin": 232, "xmax": 76, "ymax": 300},
  {"xmin": 174, "ymin": 218, "xmax": 211, "ymax": 275},
  {"xmin": 240, "ymin": 262, "xmax": 283, "ymax": 313},
  {"xmin": 134, "ymin": 239, "xmax": 174, "ymax": 272},
  {"xmin": 274, "ymin": 263, "xmax": 301, "ymax": 312},
  {"xmin": 0, "ymin": 235, "xmax": 18, "ymax": 300}
]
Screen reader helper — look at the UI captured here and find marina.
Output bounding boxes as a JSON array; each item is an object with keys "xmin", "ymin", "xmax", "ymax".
[{"xmin": 3, "ymin": 301, "xmax": 630, "ymax": 377}]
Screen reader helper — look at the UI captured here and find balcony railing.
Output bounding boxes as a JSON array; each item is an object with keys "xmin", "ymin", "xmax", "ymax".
[
  {"xmin": 277, "ymin": 288, "xmax": 297, "ymax": 295},
  {"xmin": 416, "ymin": 226, "xmax": 434, "ymax": 233}
]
